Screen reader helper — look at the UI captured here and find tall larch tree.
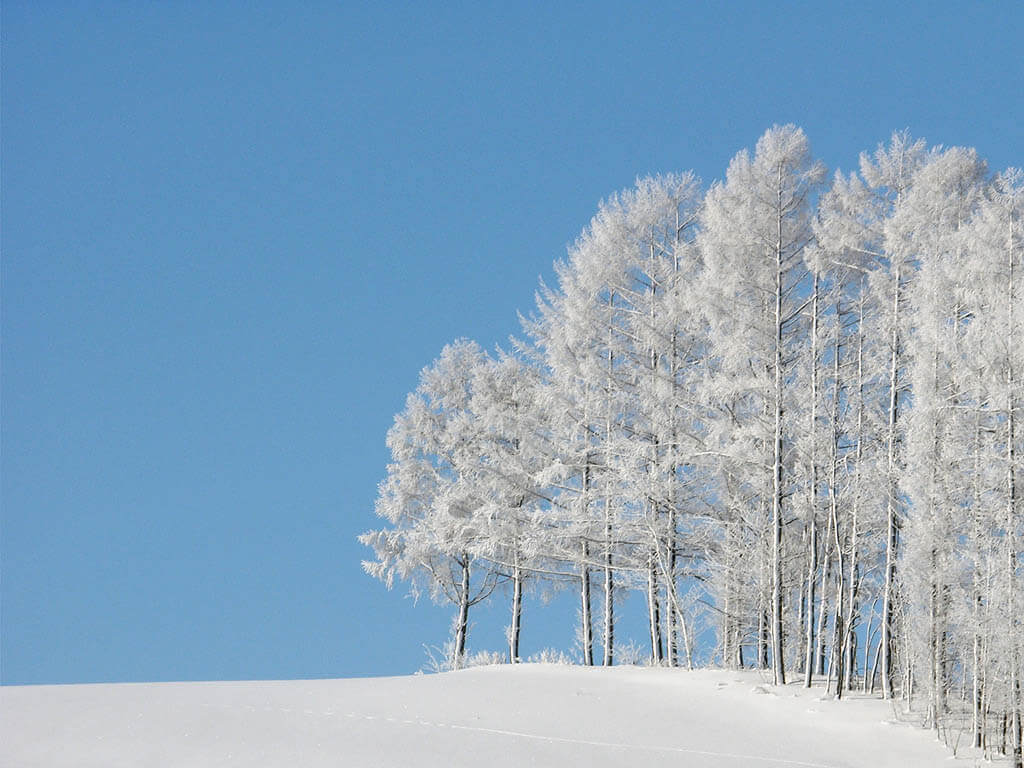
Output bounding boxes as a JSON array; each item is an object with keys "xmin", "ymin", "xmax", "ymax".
[
  {"xmin": 361, "ymin": 340, "xmax": 501, "ymax": 667},
  {"xmin": 696, "ymin": 125, "xmax": 826, "ymax": 684}
]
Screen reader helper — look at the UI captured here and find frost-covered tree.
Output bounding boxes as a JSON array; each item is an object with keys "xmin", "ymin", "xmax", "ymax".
[
  {"xmin": 361, "ymin": 129, "xmax": 1021, "ymax": 759},
  {"xmin": 466, "ymin": 350, "xmax": 550, "ymax": 663},
  {"xmin": 696, "ymin": 125, "xmax": 826, "ymax": 684},
  {"xmin": 360, "ymin": 340, "xmax": 501, "ymax": 667},
  {"xmin": 526, "ymin": 228, "xmax": 628, "ymax": 666},
  {"xmin": 953, "ymin": 169, "xmax": 1023, "ymax": 761},
  {"xmin": 525, "ymin": 172, "xmax": 707, "ymax": 666},
  {"xmin": 815, "ymin": 131, "xmax": 931, "ymax": 697},
  {"xmin": 900, "ymin": 146, "xmax": 987, "ymax": 725}
]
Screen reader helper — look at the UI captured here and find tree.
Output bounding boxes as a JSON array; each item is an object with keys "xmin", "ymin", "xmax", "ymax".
[
  {"xmin": 958, "ymin": 169, "xmax": 1023, "ymax": 763},
  {"xmin": 900, "ymin": 145, "xmax": 987, "ymax": 726},
  {"xmin": 527, "ymin": 172, "xmax": 706, "ymax": 666},
  {"xmin": 361, "ymin": 130, "xmax": 1021, "ymax": 756},
  {"xmin": 361, "ymin": 340, "xmax": 501, "ymax": 667},
  {"xmin": 815, "ymin": 131, "xmax": 931, "ymax": 697},
  {"xmin": 466, "ymin": 350, "xmax": 549, "ymax": 663},
  {"xmin": 696, "ymin": 125, "xmax": 826, "ymax": 684}
]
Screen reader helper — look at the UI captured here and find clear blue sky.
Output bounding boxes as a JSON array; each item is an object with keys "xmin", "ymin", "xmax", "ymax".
[{"xmin": 3, "ymin": 1, "xmax": 1022, "ymax": 685}]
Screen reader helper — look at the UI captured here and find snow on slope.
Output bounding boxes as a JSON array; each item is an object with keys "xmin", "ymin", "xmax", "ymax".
[{"xmin": 2, "ymin": 665, "xmax": 954, "ymax": 768}]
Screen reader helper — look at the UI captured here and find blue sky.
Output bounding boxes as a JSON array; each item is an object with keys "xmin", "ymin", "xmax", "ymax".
[{"xmin": 3, "ymin": 1, "xmax": 1022, "ymax": 684}]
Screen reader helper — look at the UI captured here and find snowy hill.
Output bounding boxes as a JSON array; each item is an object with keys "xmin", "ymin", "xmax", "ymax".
[{"xmin": 2, "ymin": 665, "xmax": 958, "ymax": 767}]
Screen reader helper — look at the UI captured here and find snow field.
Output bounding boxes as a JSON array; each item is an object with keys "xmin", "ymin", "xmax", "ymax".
[{"xmin": 1, "ymin": 665, "xmax": 962, "ymax": 767}]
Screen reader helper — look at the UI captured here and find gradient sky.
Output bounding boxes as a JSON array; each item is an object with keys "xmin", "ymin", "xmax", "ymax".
[{"xmin": 3, "ymin": 1, "xmax": 1022, "ymax": 685}]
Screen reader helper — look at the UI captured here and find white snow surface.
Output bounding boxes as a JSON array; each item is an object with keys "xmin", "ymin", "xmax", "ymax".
[{"xmin": 2, "ymin": 665, "xmax": 954, "ymax": 767}]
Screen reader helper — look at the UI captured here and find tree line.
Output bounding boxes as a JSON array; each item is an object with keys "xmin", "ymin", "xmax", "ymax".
[{"xmin": 361, "ymin": 126, "xmax": 1022, "ymax": 764}]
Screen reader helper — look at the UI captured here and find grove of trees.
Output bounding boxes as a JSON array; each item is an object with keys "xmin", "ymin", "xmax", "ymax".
[{"xmin": 361, "ymin": 126, "xmax": 1022, "ymax": 765}]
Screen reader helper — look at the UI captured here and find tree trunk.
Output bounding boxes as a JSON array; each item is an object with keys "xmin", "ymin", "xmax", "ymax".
[
  {"xmin": 509, "ymin": 559, "xmax": 522, "ymax": 664},
  {"xmin": 804, "ymin": 272, "xmax": 820, "ymax": 688},
  {"xmin": 1006, "ymin": 219, "xmax": 1021, "ymax": 768},
  {"xmin": 580, "ymin": 462, "xmax": 594, "ymax": 666},
  {"xmin": 770, "ymin": 177, "xmax": 787, "ymax": 686},
  {"xmin": 652, "ymin": 528, "xmax": 694, "ymax": 670},
  {"xmin": 972, "ymin": 415, "xmax": 985, "ymax": 747},
  {"xmin": 581, "ymin": 541, "xmax": 594, "ymax": 666},
  {"xmin": 648, "ymin": 550, "xmax": 663, "ymax": 663},
  {"xmin": 453, "ymin": 556, "xmax": 471, "ymax": 668},
  {"xmin": 828, "ymin": 315, "xmax": 846, "ymax": 698},
  {"xmin": 882, "ymin": 266, "xmax": 902, "ymax": 700},
  {"xmin": 603, "ymin": 336, "xmax": 615, "ymax": 668},
  {"xmin": 603, "ymin": 508, "xmax": 614, "ymax": 666},
  {"xmin": 759, "ymin": 603, "xmax": 770, "ymax": 670},
  {"xmin": 815, "ymin": 517, "xmax": 833, "ymax": 677},
  {"xmin": 667, "ymin": 508, "xmax": 678, "ymax": 667},
  {"xmin": 930, "ymin": 548, "xmax": 942, "ymax": 730},
  {"xmin": 804, "ymin": 519, "xmax": 817, "ymax": 686},
  {"xmin": 845, "ymin": 289, "xmax": 866, "ymax": 691}
]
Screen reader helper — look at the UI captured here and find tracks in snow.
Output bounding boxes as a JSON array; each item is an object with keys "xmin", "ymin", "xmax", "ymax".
[{"xmin": 202, "ymin": 702, "xmax": 842, "ymax": 768}]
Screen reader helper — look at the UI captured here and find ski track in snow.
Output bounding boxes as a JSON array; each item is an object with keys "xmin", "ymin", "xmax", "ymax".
[{"xmin": 200, "ymin": 702, "xmax": 841, "ymax": 768}]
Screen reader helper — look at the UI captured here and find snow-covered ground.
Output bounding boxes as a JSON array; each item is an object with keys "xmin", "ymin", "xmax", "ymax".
[{"xmin": 2, "ymin": 665, "xmax": 960, "ymax": 767}]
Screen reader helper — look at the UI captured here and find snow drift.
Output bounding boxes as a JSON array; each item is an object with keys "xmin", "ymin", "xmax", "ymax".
[{"xmin": 2, "ymin": 665, "xmax": 955, "ymax": 767}]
